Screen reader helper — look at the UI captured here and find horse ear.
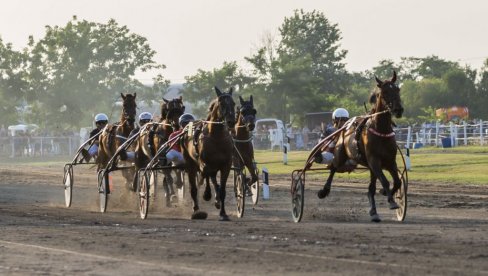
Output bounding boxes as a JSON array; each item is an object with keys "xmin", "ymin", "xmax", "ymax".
[
  {"xmin": 250, "ymin": 95, "xmax": 253, "ymax": 105},
  {"xmin": 229, "ymin": 87, "xmax": 233, "ymax": 95},
  {"xmin": 121, "ymin": 93, "xmax": 126, "ymax": 100},
  {"xmin": 163, "ymin": 98, "xmax": 169, "ymax": 103},
  {"xmin": 239, "ymin": 96, "xmax": 244, "ymax": 105},
  {"xmin": 134, "ymin": 92, "xmax": 136, "ymax": 98},
  {"xmin": 215, "ymin": 86, "xmax": 222, "ymax": 97},
  {"xmin": 375, "ymin": 76, "xmax": 383, "ymax": 87},
  {"xmin": 179, "ymin": 95, "xmax": 183, "ymax": 101},
  {"xmin": 392, "ymin": 70, "xmax": 397, "ymax": 83}
]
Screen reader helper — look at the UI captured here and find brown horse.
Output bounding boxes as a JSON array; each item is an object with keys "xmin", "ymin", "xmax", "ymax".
[
  {"xmin": 232, "ymin": 95, "xmax": 258, "ymax": 185},
  {"xmin": 134, "ymin": 97, "xmax": 185, "ymax": 199},
  {"xmin": 98, "ymin": 93, "xmax": 137, "ymax": 187},
  {"xmin": 181, "ymin": 86, "xmax": 235, "ymax": 221},
  {"xmin": 318, "ymin": 71, "xmax": 404, "ymax": 222}
]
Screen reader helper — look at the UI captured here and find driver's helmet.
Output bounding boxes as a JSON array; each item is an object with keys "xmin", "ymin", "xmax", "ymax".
[
  {"xmin": 332, "ymin": 108, "xmax": 349, "ymax": 121},
  {"xmin": 178, "ymin": 113, "xmax": 195, "ymax": 128},
  {"xmin": 138, "ymin": 112, "xmax": 153, "ymax": 125},
  {"xmin": 94, "ymin": 113, "xmax": 109, "ymax": 124}
]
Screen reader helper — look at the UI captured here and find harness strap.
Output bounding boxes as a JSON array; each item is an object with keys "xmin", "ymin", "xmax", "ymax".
[
  {"xmin": 233, "ymin": 135, "xmax": 254, "ymax": 143},
  {"xmin": 368, "ymin": 127, "xmax": 395, "ymax": 138}
]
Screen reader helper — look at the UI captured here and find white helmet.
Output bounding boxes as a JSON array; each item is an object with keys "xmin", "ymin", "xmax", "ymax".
[
  {"xmin": 138, "ymin": 112, "xmax": 153, "ymax": 121},
  {"xmin": 332, "ymin": 108, "xmax": 349, "ymax": 120},
  {"xmin": 179, "ymin": 113, "xmax": 195, "ymax": 127},
  {"xmin": 94, "ymin": 113, "xmax": 109, "ymax": 123}
]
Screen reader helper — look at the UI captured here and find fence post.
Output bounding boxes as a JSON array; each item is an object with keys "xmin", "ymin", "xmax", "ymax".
[
  {"xmin": 406, "ymin": 126, "xmax": 412, "ymax": 149},
  {"xmin": 435, "ymin": 121, "xmax": 440, "ymax": 146},
  {"xmin": 480, "ymin": 120, "xmax": 484, "ymax": 146},
  {"xmin": 463, "ymin": 121, "xmax": 467, "ymax": 146},
  {"xmin": 449, "ymin": 122, "xmax": 455, "ymax": 148}
]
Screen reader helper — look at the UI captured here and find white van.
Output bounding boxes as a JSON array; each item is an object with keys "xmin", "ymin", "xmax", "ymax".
[{"xmin": 254, "ymin": 119, "xmax": 286, "ymax": 150}]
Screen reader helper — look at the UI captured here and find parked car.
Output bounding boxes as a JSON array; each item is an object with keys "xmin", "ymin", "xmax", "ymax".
[{"xmin": 254, "ymin": 119, "xmax": 286, "ymax": 150}]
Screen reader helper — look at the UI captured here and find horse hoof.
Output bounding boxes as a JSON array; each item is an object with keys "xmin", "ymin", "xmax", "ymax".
[
  {"xmin": 317, "ymin": 188, "xmax": 330, "ymax": 199},
  {"xmin": 191, "ymin": 211, "xmax": 208, "ymax": 220},
  {"xmin": 214, "ymin": 201, "xmax": 221, "ymax": 210},
  {"xmin": 203, "ymin": 190, "xmax": 212, "ymax": 201},
  {"xmin": 371, "ymin": 214, "xmax": 381, "ymax": 222},
  {"xmin": 379, "ymin": 188, "xmax": 387, "ymax": 196},
  {"xmin": 219, "ymin": 214, "xmax": 230, "ymax": 221},
  {"xmin": 170, "ymin": 195, "xmax": 178, "ymax": 204},
  {"xmin": 389, "ymin": 201, "xmax": 400, "ymax": 210}
]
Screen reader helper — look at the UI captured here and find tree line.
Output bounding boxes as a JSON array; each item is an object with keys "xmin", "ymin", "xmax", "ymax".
[{"xmin": 1, "ymin": 11, "xmax": 488, "ymax": 131}]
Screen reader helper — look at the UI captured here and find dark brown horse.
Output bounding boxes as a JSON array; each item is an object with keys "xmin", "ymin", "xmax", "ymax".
[
  {"xmin": 98, "ymin": 93, "xmax": 137, "ymax": 186},
  {"xmin": 134, "ymin": 97, "xmax": 185, "ymax": 199},
  {"xmin": 181, "ymin": 86, "xmax": 235, "ymax": 221},
  {"xmin": 318, "ymin": 71, "xmax": 404, "ymax": 222},
  {"xmin": 232, "ymin": 95, "xmax": 258, "ymax": 185}
]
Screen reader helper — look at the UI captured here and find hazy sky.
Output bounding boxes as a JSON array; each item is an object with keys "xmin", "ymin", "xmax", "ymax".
[{"xmin": 1, "ymin": 0, "xmax": 487, "ymax": 83}]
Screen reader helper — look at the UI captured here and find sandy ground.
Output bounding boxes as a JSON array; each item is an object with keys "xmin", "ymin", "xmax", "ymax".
[{"xmin": 0, "ymin": 163, "xmax": 488, "ymax": 275}]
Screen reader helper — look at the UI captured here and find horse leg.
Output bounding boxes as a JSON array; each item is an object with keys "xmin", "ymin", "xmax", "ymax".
[
  {"xmin": 370, "ymin": 163, "xmax": 399, "ymax": 210},
  {"xmin": 202, "ymin": 176, "xmax": 212, "ymax": 202},
  {"xmin": 367, "ymin": 171, "xmax": 381, "ymax": 222},
  {"xmin": 218, "ymin": 168, "xmax": 230, "ymax": 221},
  {"xmin": 210, "ymin": 174, "xmax": 221, "ymax": 209},
  {"xmin": 387, "ymin": 163, "xmax": 402, "ymax": 196},
  {"xmin": 162, "ymin": 171, "xmax": 176, "ymax": 206},
  {"xmin": 188, "ymin": 168, "xmax": 207, "ymax": 220},
  {"xmin": 318, "ymin": 167, "xmax": 336, "ymax": 199}
]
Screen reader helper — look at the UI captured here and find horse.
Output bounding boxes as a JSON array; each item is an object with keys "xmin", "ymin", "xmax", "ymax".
[
  {"xmin": 181, "ymin": 86, "xmax": 235, "ymax": 221},
  {"xmin": 317, "ymin": 71, "xmax": 404, "ymax": 222},
  {"xmin": 232, "ymin": 95, "xmax": 258, "ymax": 186},
  {"xmin": 97, "ymin": 93, "xmax": 137, "ymax": 188},
  {"xmin": 134, "ymin": 96, "xmax": 185, "ymax": 201}
]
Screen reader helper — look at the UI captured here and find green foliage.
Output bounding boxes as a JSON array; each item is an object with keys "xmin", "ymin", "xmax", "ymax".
[
  {"xmin": 181, "ymin": 61, "xmax": 253, "ymax": 118},
  {"xmin": 26, "ymin": 16, "xmax": 167, "ymax": 129},
  {"xmin": 0, "ymin": 38, "xmax": 29, "ymax": 125}
]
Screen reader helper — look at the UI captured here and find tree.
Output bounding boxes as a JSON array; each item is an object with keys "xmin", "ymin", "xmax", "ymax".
[
  {"xmin": 26, "ymin": 16, "xmax": 168, "ymax": 129},
  {"xmin": 246, "ymin": 9, "xmax": 348, "ymax": 123},
  {"xmin": 181, "ymin": 61, "xmax": 253, "ymax": 118},
  {"xmin": 0, "ymin": 38, "xmax": 29, "ymax": 125}
]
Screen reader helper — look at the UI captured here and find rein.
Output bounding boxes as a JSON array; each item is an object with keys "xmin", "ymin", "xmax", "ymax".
[{"xmin": 233, "ymin": 135, "xmax": 253, "ymax": 143}]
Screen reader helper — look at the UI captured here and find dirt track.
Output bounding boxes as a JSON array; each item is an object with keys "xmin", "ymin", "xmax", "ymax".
[{"xmin": 1, "ymin": 163, "xmax": 488, "ymax": 275}]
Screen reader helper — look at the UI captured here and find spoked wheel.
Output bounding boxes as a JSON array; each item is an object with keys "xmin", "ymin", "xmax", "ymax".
[
  {"xmin": 234, "ymin": 171, "xmax": 245, "ymax": 218},
  {"xmin": 395, "ymin": 168, "xmax": 408, "ymax": 221},
  {"xmin": 139, "ymin": 170, "xmax": 150, "ymax": 219},
  {"xmin": 97, "ymin": 169, "xmax": 109, "ymax": 213},
  {"xmin": 394, "ymin": 146, "xmax": 409, "ymax": 221},
  {"xmin": 176, "ymin": 170, "xmax": 185, "ymax": 200},
  {"xmin": 291, "ymin": 173, "xmax": 305, "ymax": 223},
  {"xmin": 149, "ymin": 171, "xmax": 157, "ymax": 198},
  {"xmin": 251, "ymin": 166, "xmax": 260, "ymax": 205},
  {"xmin": 63, "ymin": 165, "xmax": 74, "ymax": 207}
]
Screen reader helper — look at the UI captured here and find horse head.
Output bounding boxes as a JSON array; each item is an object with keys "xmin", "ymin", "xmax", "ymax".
[
  {"xmin": 163, "ymin": 96, "xmax": 185, "ymax": 128},
  {"xmin": 211, "ymin": 86, "xmax": 236, "ymax": 128},
  {"xmin": 120, "ymin": 93, "xmax": 137, "ymax": 125},
  {"xmin": 237, "ymin": 95, "xmax": 256, "ymax": 131},
  {"xmin": 374, "ymin": 71, "xmax": 404, "ymax": 118}
]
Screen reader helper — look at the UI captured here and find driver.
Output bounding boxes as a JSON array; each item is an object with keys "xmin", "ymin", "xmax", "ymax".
[
  {"xmin": 81, "ymin": 113, "xmax": 108, "ymax": 163},
  {"xmin": 314, "ymin": 108, "xmax": 349, "ymax": 165}
]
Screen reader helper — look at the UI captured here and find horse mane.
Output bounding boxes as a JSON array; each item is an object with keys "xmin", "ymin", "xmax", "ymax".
[
  {"xmin": 160, "ymin": 101, "xmax": 169, "ymax": 121},
  {"xmin": 206, "ymin": 98, "xmax": 219, "ymax": 120}
]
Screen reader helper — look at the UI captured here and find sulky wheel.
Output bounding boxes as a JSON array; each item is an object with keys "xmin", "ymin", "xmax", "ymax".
[
  {"xmin": 149, "ymin": 170, "xmax": 157, "ymax": 198},
  {"xmin": 395, "ymin": 168, "xmax": 408, "ymax": 221},
  {"xmin": 139, "ymin": 170, "xmax": 150, "ymax": 219},
  {"xmin": 291, "ymin": 174, "xmax": 305, "ymax": 223},
  {"xmin": 251, "ymin": 165, "xmax": 260, "ymax": 205},
  {"xmin": 176, "ymin": 170, "xmax": 185, "ymax": 201},
  {"xmin": 63, "ymin": 165, "xmax": 74, "ymax": 207},
  {"xmin": 97, "ymin": 169, "xmax": 109, "ymax": 213},
  {"xmin": 234, "ymin": 171, "xmax": 245, "ymax": 218}
]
